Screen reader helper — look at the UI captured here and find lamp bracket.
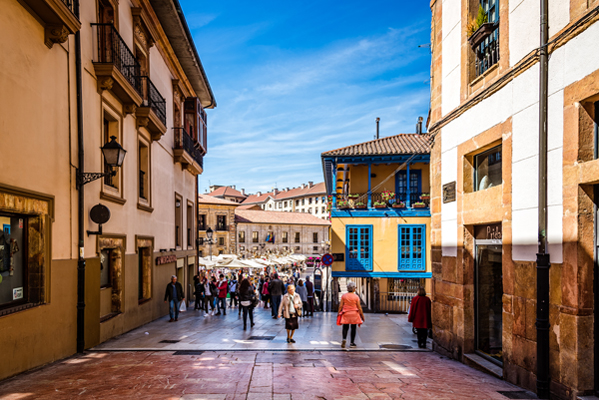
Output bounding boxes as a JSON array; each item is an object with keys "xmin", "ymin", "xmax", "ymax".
[
  {"xmin": 76, "ymin": 169, "xmax": 115, "ymax": 189},
  {"xmin": 87, "ymin": 223, "xmax": 103, "ymax": 237}
]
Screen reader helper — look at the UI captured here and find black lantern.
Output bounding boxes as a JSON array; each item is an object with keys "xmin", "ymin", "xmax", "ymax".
[
  {"xmin": 206, "ymin": 227, "xmax": 213, "ymax": 241},
  {"xmin": 101, "ymin": 136, "xmax": 127, "ymax": 169}
]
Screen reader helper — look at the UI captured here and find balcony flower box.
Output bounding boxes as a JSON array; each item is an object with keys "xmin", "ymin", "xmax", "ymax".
[
  {"xmin": 412, "ymin": 202, "xmax": 427, "ymax": 209},
  {"xmin": 392, "ymin": 202, "xmax": 406, "ymax": 209},
  {"xmin": 354, "ymin": 202, "xmax": 367, "ymax": 210},
  {"xmin": 347, "ymin": 194, "xmax": 360, "ymax": 199},
  {"xmin": 420, "ymin": 194, "xmax": 430, "ymax": 201},
  {"xmin": 468, "ymin": 22, "xmax": 496, "ymax": 49},
  {"xmin": 373, "ymin": 201, "xmax": 387, "ymax": 209}
]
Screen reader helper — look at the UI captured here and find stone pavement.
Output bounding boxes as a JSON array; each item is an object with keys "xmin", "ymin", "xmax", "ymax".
[
  {"xmin": 0, "ymin": 350, "xmax": 538, "ymax": 399},
  {"xmin": 92, "ymin": 305, "xmax": 427, "ymax": 351}
]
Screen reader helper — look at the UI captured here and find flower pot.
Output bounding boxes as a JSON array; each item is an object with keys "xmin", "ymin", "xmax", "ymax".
[
  {"xmin": 413, "ymin": 204, "xmax": 427, "ymax": 209},
  {"xmin": 420, "ymin": 195, "xmax": 430, "ymax": 201},
  {"xmin": 354, "ymin": 205, "xmax": 367, "ymax": 210},
  {"xmin": 392, "ymin": 204, "xmax": 406, "ymax": 209},
  {"xmin": 468, "ymin": 22, "xmax": 496, "ymax": 49}
]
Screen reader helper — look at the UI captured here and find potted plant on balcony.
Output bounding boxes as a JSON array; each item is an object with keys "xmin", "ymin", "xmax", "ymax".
[
  {"xmin": 354, "ymin": 201, "xmax": 367, "ymax": 209},
  {"xmin": 412, "ymin": 201, "xmax": 427, "ymax": 209},
  {"xmin": 420, "ymin": 193, "xmax": 430, "ymax": 201},
  {"xmin": 381, "ymin": 190, "xmax": 395, "ymax": 206},
  {"xmin": 467, "ymin": 5, "xmax": 495, "ymax": 49},
  {"xmin": 392, "ymin": 201, "xmax": 406, "ymax": 209},
  {"xmin": 347, "ymin": 194, "xmax": 360, "ymax": 200},
  {"xmin": 337, "ymin": 199, "xmax": 350, "ymax": 210},
  {"xmin": 373, "ymin": 201, "xmax": 387, "ymax": 209}
]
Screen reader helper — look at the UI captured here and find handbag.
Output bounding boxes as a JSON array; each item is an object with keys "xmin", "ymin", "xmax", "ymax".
[
  {"xmin": 336, "ymin": 311, "xmax": 343, "ymax": 326},
  {"xmin": 179, "ymin": 301, "xmax": 187, "ymax": 312}
]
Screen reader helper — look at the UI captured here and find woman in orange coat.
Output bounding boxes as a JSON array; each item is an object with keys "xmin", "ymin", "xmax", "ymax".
[
  {"xmin": 408, "ymin": 287, "xmax": 432, "ymax": 348},
  {"xmin": 337, "ymin": 281, "xmax": 365, "ymax": 348}
]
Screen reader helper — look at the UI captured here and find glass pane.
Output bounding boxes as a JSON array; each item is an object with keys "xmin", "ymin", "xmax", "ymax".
[
  {"xmin": 475, "ymin": 146, "xmax": 502, "ymax": 191},
  {"xmin": 0, "ymin": 215, "xmax": 25, "ymax": 306},
  {"xmin": 100, "ymin": 249, "xmax": 111, "ymax": 288},
  {"xmin": 476, "ymin": 244, "xmax": 503, "ymax": 364}
]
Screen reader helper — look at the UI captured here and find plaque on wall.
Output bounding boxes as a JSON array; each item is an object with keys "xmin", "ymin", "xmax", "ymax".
[
  {"xmin": 443, "ymin": 181, "xmax": 456, "ymax": 203},
  {"xmin": 332, "ymin": 253, "xmax": 345, "ymax": 262}
]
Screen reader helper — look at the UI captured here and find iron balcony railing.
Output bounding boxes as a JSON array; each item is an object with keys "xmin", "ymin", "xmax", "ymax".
[
  {"xmin": 91, "ymin": 24, "xmax": 142, "ymax": 96},
  {"xmin": 475, "ymin": 23, "xmax": 500, "ymax": 78},
  {"xmin": 61, "ymin": 0, "xmax": 79, "ymax": 17},
  {"xmin": 174, "ymin": 127, "xmax": 204, "ymax": 169},
  {"xmin": 139, "ymin": 170, "xmax": 146, "ymax": 199},
  {"xmin": 139, "ymin": 76, "xmax": 166, "ymax": 126},
  {"xmin": 334, "ymin": 192, "xmax": 430, "ymax": 210}
]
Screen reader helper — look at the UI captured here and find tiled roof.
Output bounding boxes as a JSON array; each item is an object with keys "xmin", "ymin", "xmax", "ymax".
[
  {"xmin": 235, "ymin": 210, "xmax": 331, "ymax": 226},
  {"xmin": 208, "ymin": 186, "xmax": 247, "ymax": 199},
  {"xmin": 242, "ymin": 192, "xmax": 275, "ymax": 205},
  {"xmin": 321, "ymin": 133, "xmax": 432, "ymax": 157},
  {"xmin": 241, "ymin": 182, "xmax": 327, "ymax": 205},
  {"xmin": 198, "ymin": 195, "xmax": 240, "ymax": 206}
]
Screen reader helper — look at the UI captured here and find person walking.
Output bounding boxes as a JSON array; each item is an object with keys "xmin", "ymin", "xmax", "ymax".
[
  {"xmin": 262, "ymin": 277, "xmax": 270, "ymax": 309},
  {"xmin": 268, "ymin": 273, "xmax": 285, "ymax": 319},
  {"xmin": 337, "ymin": 281, "xmax": 365, "ymax": 348},
  {"xmin": 296, "ymin": 279, "xmax": 308, "ymax": 316},
  {"xmin": 408, "ymin": 287, "xmax": 432, "ymax": 349},
  {"xmin": 305, "ymin": 276, "xmax": 314, "ymax": 317},
  {"xmin": 239, "ymin": 278, "xmax": 256, "ymax": 330},
  {"xmin": 164, "ymin": 275, "xmax": 184, "ymax": 322},
  {"xmin": 203, "ymin": 277, "xmax": 216, "ymax": 315},
  {"xmin": 194, "ymin": 277, "xmax": 205, "ymax": 311},
  {"xmin": 278, "ymin": 284, "xmax": 303, "ymax": 343},
  {"xmin": 228, "ymin": 276, "xmax": 238, "ymax": 309},
  {"xmin": 215, "ymin": 274, "xmax": 228, "ymax": 315}
]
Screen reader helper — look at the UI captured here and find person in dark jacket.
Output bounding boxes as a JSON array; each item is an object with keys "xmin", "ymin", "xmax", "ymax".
[
  {"xmin": 164, "ymin": 275, "xmax": 184, "ymax": 322},
  {"xmin": 194, "ymin": 278, "xmax": 205, "ymax": 310},
  {"xmin": 203, "ymin": 277, "xmax": 217, "ymax": 315},
  {"xmin": 268, "ymin": 273, "xmax": 285, "ymax": 319},
  {"xmin": 305, "ymin": 277, "xmax": 314, "ymax": 317},
  {"xmin": 408, "ymin": 287, "xmax": 432, "ymax": 348},
  {"xmin": 239, "ymin": 278, "xmax": 256, "ymax": 330}
]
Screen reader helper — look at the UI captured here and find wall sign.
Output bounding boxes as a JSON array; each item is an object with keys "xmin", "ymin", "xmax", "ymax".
[
  {"xmin": 332, "ymin": 253, "xmax": 344, "ymax": 262},
  {"xmin": 443, "ymin": 181, "xmax": 456, "ymax": 203},
  {"xmin": 475, "ymin": 223, "xmax": 502, "ymax": 241},
  {"xmin": 156, "ymin": 255, "xmax": 177, "ymax": 265},
  {"xmin": 13, "ymin": 287, "xmax": 23, "ymax": 300}
]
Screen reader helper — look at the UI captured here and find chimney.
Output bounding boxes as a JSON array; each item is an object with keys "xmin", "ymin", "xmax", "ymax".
[
  {"xmin": 256, "ymin": 191, "xmax": 261, "ymax": 196},
  {"xmin": 231, "ymin": 185, "xmax": 236, "ymax": 189},
  {"xmin": 375, "ymin": 117, "xmax": 380, "ymax": 139},
  {"xmin": 241, "ymin": 188, "xmax": 246, "ymax": 196},
  {"xmin": 416, "ymin": 116, "xmax": 423, "ymax": 134},
  {"xmin": 274, "ymin": 188, "xmax": 279, "ymax": 195},
  {"xmin": 302, "ymin": 184, "xmax": 307, "ymax": 189},
  {"xmin": 308, "ymin": 181, "xmax": 314, "ymax": 188}
]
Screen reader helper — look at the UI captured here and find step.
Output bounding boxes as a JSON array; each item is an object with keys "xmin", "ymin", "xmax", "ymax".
[{"xmin": 463, "ymin": 353, "xmax": 503, "ymax": 379}]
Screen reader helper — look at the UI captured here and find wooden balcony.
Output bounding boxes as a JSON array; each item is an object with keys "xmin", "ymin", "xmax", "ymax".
[
  {"xmin": 173, "ymin": 128, "xmax": 203, "ymax": 175},
  {"xmin": 20, "ymin": 0, "xmax": 81, "ymax": 48}
]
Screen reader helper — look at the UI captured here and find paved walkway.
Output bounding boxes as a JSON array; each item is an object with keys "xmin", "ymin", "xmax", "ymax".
[
  {"xmin": 0, "ymin": 351, "xmax": 537, "ymax": 399},
  {"xmin": 93, "ymin": 306, "xmax": 426, "ymax": 352}
]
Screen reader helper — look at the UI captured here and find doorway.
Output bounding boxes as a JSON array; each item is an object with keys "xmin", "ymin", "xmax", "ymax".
[
  {"xmin": 594, "ymin": 184, "xmax": 599, "ymax": 396},
  {"xmin": 475, "ymin": 242, "xmax": 503, "ymax": 365}
]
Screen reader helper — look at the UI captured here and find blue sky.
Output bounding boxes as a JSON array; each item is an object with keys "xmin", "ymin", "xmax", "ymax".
[{"xmin": 179, "ymin": 0, "xmax": 432, "ymax": 194}]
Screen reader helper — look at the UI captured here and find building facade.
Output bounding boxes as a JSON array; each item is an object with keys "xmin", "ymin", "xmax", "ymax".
[
  {"xmin": 0, "ymin": 0, "xmax": 214, "ymax": 380},
  {"xmin": 241, "ymin": 182, "xmax": 329, "ymax": 220},
  {"xmin": 322, "ymin": 134, "xmax": 432, "ymax": 312},
  {"xmin": 235, "ymin": 210, "xmax": 330, "ymax": 256},
  {"xmin": 198, "ymin": 195, "xmax": 238, "ymax": 257},
  {"xmin": 429, "ymin": 0, "xmax": 599, "ymax": 397},
  {"xmin": 207, "ymin": 185, "xmax": 247, "ymax": 203}
]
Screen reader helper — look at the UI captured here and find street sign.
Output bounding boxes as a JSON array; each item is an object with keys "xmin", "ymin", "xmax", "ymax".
[{"xmin": 322, "ymin": 253, "xmax": 333, "ymax": 266}]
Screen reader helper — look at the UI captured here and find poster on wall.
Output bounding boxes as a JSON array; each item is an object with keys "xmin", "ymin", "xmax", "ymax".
[{"xmin": 13, "ymin": 287, "xmax": 23, "ymax": 300}]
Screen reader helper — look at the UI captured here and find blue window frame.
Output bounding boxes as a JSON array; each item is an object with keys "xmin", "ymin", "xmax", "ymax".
[
  {"xmin": 395, "ymin": 170, "xmax": 422, "ymax": 204},
  {"xmin": 346, "ymin": 225, "xmax": 372, "ymax": 271},
  {"xmin": 398, "ymin": 224, "xmax": 426, "ymax": 271}
]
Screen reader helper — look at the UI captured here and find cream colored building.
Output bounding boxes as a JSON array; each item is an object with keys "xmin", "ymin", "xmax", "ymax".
[
  {"xmin": 197, "ymin": 195, "xmax": 239, "ymax": 258},
  {"xmin": 235, "ymin": 209, "xmax": 330, "ymax": 256},
  {"xmin": 0, "ymin": 0, "xmax": 214, "ymax": 381}
]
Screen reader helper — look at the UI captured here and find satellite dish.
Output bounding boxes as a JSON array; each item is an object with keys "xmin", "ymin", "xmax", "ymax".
[{"xmin": 90, "ymin": 204, "xmax": 110, "ymax": 225}]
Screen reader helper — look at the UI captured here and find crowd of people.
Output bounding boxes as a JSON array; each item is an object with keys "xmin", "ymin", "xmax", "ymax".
[{"xmin": 164, "ymin": 270, "xmax": 433, "ymax": 349}]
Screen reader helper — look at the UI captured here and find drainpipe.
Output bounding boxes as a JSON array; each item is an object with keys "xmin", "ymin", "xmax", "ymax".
[
  {"xmin": 536, "ymin": 0, "xmax": 550, "ymax": 397},
  {"xmin": 75, "ymin": 5, "xmax": 86, "ymax": 353}
]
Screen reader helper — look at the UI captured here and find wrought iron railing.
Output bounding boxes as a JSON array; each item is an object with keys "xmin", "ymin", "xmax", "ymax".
[
  {"xmin": 139, "ymin": 76, "xmax": 166, "ymax": 126},
  {"xmin": 173, "ymin": 127, "xmax": 204, "ymax": 169},
  {"xmin": 334, "ymin": 192, "xmax": 430, "ymax": 209},
  {"xmin": 139, "ymin": 170, "xmax": 146, "ymax": 199},
  {"xmin": 475, "ymin": 23, "xmax": 500, "ymax": 78},
  {"xmin": 61, "ymin": 0, "xmax": 79, "ymax": 17},
  {"xmin": 91, "ymin": 24, "xmax": 142, "ymax": 95}
]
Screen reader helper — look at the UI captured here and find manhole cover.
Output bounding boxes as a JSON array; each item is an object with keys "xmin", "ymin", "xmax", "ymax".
[
  {"xmin": 497, "ymin": 391, "xmax": 537, "ymax": 399},
  {"xmin": 379, "ymin": 344, "xmax": 412, "ymax": 350},
  {"xmin": 173, "ymin": 351, "xmax": 204, "ymax": 355},
  {"xmin": 248, "ymin": 336, "xmax": 275, "ymax": 341},
  {"xmin": 159, "ymin": 340, "xmax": 180, "ymax": 344}
]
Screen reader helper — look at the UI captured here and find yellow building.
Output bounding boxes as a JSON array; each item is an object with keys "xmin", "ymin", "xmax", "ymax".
[
  {"xmin": 0, "ymin": 0, "xmax": 214, "ymax": 380},
  {"xmin": 321, "ymin": 133, "xmax": 432, "ymax": 312},
  {"xmin": 197, "ymin": 195, "xmax": 239, "ymax": 258}
]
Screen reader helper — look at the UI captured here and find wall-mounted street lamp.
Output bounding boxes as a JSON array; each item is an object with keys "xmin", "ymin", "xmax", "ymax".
[
  {"xmin": 76, "ymin": 136, "xmax": 127, "ymax": 189},
  {"xmin": 205, "ymin": 227, "xmax": 216, "ymax": 260}
]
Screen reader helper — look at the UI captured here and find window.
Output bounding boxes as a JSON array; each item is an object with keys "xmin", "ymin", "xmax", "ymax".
[
  {"xmin": 100, "ymin": 248, "xmax": 112, "ymax": 288},
  {"xmin": 396, "ymin": 170, "xmax": 422, "ymax": 204},
  {"xmin": 284, "ymin": 201, "xmax": 287, "ymax": 207},
  {"xmin": 175, "ymin": 195, "xmax": 182, "ymax": 247},
  {"xmin": 309, "ymin": 197, "xmax": 313, "ymax": 204},
  {"xmin": 239, "ymin": 246, "xmax": 245, "ymax": 251},
  {"xmin": 252, "ymin": 231, "xmax": 259, "ymax": 243},
  {"xmin": 294, "ymin": 232, "xmax": 301, "ymax": 243},
  {"xmin": 283, "ymin": 246, "xmax": 289, "ymax": 251},
  {"xmin": 0, "ymin": 214, "xmax": 26, "ymax": 308},
  {"xmin": 322, "ymin": 196, "xmax": 326, "ymax": 203},
  {"xmin": 302, "ymin": 199, "xmax": 305, "ymax": 205},
  {"xmin": 322, "ymin": 207, "xmax": 326, "ymax": 214},
  {"xmin": 138, "ymin": 139, "xmax": 150, "ymax": 201},
  {"xmin": 138, "ymin": 247, "xmax": 151, "ymax": 301},
  {"xmin": 282, "ymin": 232, "xmax": 288, "ymax": 243},
  {"xmin": 253, "ymin": 246, "xmax": 258, "ymax": 252},
  {"xmin": 296, "ymin": 200, "xmax": 300, "ymax": 206},
  {"xmin": 313, "ymin": 246, "xmax": 319, "ymax": 252},
  {"xmin": 198, "ymin": 214, "xmax": 206, "ymax": 230},
  {"xmin": 313, "ymin": 232, "xmax": 318, "ymax": 243},
  {"xmin": 474, "ymin": 145, "xmax": 502, "ymax": 191},
  {"xmin": 473, "ymin": 0, "xmax": 499, "ymax": 78},
  {"xmin": 218, "ymin": 237, "xmax": 225, "ymax": 246},
  {"xmin": 217, "ymin": 215, "xmax": 227, "ymax": 231},
  {"xmin": 218, "ymin": 249, "xmax": 224, "ymax": 255},
  {"xmin": 187, "ymin": 202, "xmax": 193, "ymax": 248},
  {"xmin": 346, "ymin": 225, "xmax": 372, "ymax": 271},
  {"xmin": 295, "ymin": 246, "xmax": 301, "ymax": 252},
  {"xmin": 239, "ymin": 231, "xmax": 246, "ymax": 243},
  {"xmin": 398, "ymin": 225, "xmax": 426, "ymax": 271},
  {"xmin": 308, "ymin": 208, "xmax": 312, "ymax": 214},
  {"xmin": 198, "ymin": 237, "xmax": 204, "ymax": 245}
]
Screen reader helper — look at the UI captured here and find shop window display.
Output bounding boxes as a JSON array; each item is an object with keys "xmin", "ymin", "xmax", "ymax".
[{"xmin": 0, "ymin": 214, "xmax": 25, "ymax": 307}]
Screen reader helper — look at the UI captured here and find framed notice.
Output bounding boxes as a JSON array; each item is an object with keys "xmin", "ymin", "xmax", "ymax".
[
  {"xmin": 443, "ymin": 181, "xmax": 456, "ymax": 203},
  {"xmin": 13, "ymin": 287, "xmax": 23, "ymax": 300}
]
